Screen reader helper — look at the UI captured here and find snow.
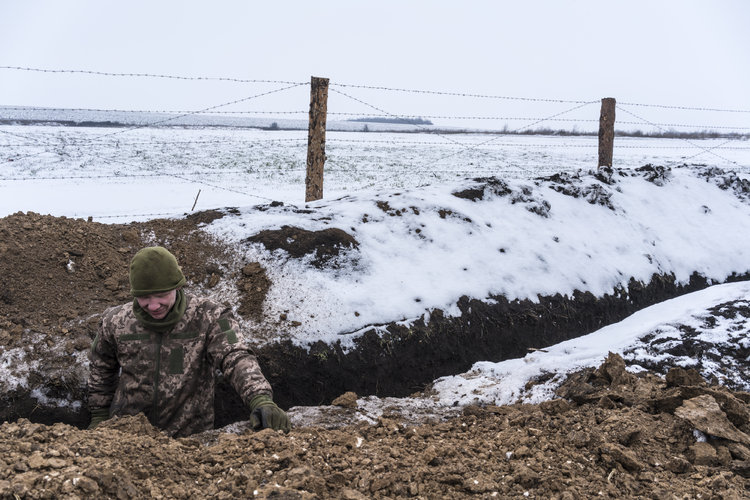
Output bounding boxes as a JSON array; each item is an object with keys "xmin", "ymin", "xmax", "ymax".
[
  {"xmin": 203, "ymin": 168, "xmax": 750, "ymax": 348},
  {"xmin": 431, "ymin": 280, "xmax": 750, "ymax": 407},
  {"xmin": 2, "ymin": 125, "xmax": 747, "ymax": 222},
  {"xmin": 0, "ymin": 347, "xmax": 37, "ymax": 391},
  {"xmin": 1, "ymin": 123, "xmax": 749, "ymax": 409}
]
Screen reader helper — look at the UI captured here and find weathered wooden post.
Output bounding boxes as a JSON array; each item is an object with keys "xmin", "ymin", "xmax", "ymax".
[
  {"xmin": 305, "ymin": 76, "xmax": 329, "ymax": 202},
  {"xmin": 598, "ymin": 97, "xmax": 616, "ymax": 168}
]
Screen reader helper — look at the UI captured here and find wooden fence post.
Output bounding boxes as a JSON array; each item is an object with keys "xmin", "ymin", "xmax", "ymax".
[
  {"xmin": 598, "ymin": 97, "xmax": 616, "ymax": 168},
  {"xmin": 305, "ymin": 76, "xmax": 329, "ymax": 202}
]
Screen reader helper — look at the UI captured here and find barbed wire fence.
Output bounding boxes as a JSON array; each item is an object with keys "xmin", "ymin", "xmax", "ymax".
[{"xmin": 0, "ymin": 66, "xmax": 748, "ymax": 221}]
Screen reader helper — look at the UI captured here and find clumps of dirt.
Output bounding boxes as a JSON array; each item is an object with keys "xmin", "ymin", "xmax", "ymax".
[
  {"xmin": 634, "ymin": 164, "xmax": 672, "ymax": 186},
  {"xmin": 699, "ymin": 166, "xmax": 750, "ymax": 202},
  {"xmin": 511, "ymin": 186, "xmax": 552, "ymax": 217},
  {"xmin": 621, "ymin": 298, "xmax": 750, "ymax": 392},
  {"xmin": 437, "ymin": 209, "xmax": 472, "ymax": 223},
  {"xmin": 451, "ymin": 177, "xmax": 511, "ymax": 201},
  {"xmin": 452, "ymin": 165, "xmax": 681, "ymax": 217},
  {"xmin": 244, "ymin": 225, "xmax": 359, "ymax": 268},
  {"xmin": 0, "ymin": 212, "xmax": 136, "ymax": 341},
  {"xmin": 452, "ymin": 165, "xmax": 749, "ymax": 223},
  {"xmin": 374, "ymin": 200, "xmax": 421, "ymax": 217},
  {"xmin": 236, "ymin": 262, "xmax": 271, "ymax": 320},
  {"xmin": 593, "ymin": 165, "xmax": 623, "ymax": 185},
  {"xmin": 540, "ymin": 171, "xmax": 615, "ymax": 210},
  {"xmin": 1, "ymin": 354, "xmax": 748, "ymax": 499}
]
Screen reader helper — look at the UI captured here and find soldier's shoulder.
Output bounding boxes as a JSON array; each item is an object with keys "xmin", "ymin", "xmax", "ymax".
[
  {"xmin": 100, "ymin": 302, "xmax": 134, "ymax": 324},
  {"xmin": 185, "ymin": 294, "xmax": 229, "ymax": 318}
]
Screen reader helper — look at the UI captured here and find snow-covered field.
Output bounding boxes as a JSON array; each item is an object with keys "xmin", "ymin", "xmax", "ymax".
[
  {"xmin": 1, "ymin": 123, "xmax": 749, "ymax": 409},
  {"xmin": 2, "ymin": 124, "xmax": 747, "ymax": 221}
]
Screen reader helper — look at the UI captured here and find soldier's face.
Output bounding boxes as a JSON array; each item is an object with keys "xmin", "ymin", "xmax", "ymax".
[{"xmin": 135, "ymin": 290, "xmax": 178, "ymax": 320}]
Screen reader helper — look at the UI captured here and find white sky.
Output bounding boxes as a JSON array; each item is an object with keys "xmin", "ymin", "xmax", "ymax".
[{"xmin": 2, "ymin": 1, "xmax": 750, "ymax": 130}]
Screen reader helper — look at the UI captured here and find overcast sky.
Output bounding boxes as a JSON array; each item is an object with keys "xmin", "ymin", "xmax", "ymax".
[{"xmin": 1, "ymin": 1, "xmax": 749, "ymax": 130}]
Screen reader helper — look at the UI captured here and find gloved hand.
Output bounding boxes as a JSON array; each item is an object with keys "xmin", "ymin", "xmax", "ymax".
[
  {"xmin": 88, "ymin": 407, "xmax": 110, "ymax": 430},
  {"xmin": 249, "ymin": 395, "xmax": 291, "ymax": 433}
]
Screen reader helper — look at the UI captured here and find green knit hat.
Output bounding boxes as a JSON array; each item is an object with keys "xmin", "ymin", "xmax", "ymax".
[{"xmin": 129, "ymin": 246, "xmax": 186, "ymax": 297}]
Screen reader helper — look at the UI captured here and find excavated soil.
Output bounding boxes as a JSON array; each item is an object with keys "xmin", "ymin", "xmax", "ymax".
[{"xmin": 1, "ymin": 355, "xmax": 749, "ymax": 499}]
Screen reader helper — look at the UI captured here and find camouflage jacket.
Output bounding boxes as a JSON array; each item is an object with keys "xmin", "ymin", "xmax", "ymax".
[{"xmin": 88, "ymin": 294, "xmax": 272, "ymax": 437}]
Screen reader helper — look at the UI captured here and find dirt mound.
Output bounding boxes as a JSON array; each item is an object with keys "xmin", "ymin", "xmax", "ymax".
[
  {"xmin": 1, "ymin": 354, "xmax": 748, "ymax": 499},
  {"xmin": 245, "ymin": 225, "xmax": 359, "ymax": 268},
  {"xmin": 0, "ymin": 209, "xmax": 266, "ymax": 346}
]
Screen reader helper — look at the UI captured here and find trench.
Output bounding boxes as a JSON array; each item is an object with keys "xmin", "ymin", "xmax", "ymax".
[
  {"xmin": 216, "ymin": 271, "xmax": 739, "ymax": 426},
  {"xmin": 3, "ymin": 271, "xmax": 747, "ymax": 430}
]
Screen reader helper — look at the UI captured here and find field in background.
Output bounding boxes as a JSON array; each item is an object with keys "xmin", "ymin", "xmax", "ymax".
[{"xmin": 1, "ymin": 124, "xmax": 748, "ymax": 222}]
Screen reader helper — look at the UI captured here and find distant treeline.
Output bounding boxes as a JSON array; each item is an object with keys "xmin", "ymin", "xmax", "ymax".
[
  {"xmin": 466, "ymin": 126, "xmax": 749, "ymax": 140},
  {"xmin": 0, "ymin": 119, "xmax": 128, "ymax": 128},
  {"xmin": 384, "ymin": 126, "xmax": 749, "ymax": 139},
  {"xmin": 348, "ymin": 117, "xmax": 434, "ymax": 125},
  {"xmin": 1, "ymin": 118, "xmax": 746, "ymax": 140},
  {"xmin": 514, "ymin": 127, "xmax": 750, "ymax": 140}
]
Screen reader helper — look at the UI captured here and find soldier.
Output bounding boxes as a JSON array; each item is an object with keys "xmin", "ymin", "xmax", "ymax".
[{"xmin": 88, "ymin": 246, "xmax": 289, "ymax": 437}]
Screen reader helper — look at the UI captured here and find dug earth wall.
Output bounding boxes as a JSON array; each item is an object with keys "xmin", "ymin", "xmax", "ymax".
[{"xmin": 0, "ymin": 210, "xmax": 747, "ymax": 429}]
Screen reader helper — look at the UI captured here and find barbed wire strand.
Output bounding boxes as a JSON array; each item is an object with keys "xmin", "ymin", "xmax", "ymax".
[
  {"xmin": 0, "ymin": 170, "xmax": 264, "ymax": 181},
  {"xmin": 0, "ymin": 137, "xmax": 308, "ymax": 150},
  {"xmin": 2, "ymin": 84, "xmax": 308, "ymax": 160},
  {"xmin": 332, "ymin": 82, "xmax": 597, "ymax": 105},
  {"xmin": 329, "ymin": 86, "xmax": 593, "ymax": 173},
  {"xmin": 616, "ymin": 105, "xmax": 741, "ymax": 166},
  {"xmin": 617, "ymin": 101, "xmax": 750, "ymax": 114},
  {"xmin": 70, "ymin": 149, "xmax": 277, "ymax": 203},
  {"xmin": 0, "ymin": 126, "xmax": 308, "ymax": 165},
  {"xmin": 428, "ymin": 101, "xmax": 599, "ymax": 170},
  {"xmin": 1, "ymin": 105, "xmax": 308, "ymax": 116},
  {"xmin": 330, "ymin": 91, "xmax": 551, "ymax": 174},
  {"xmin": 326, "ymin": 137, "xmax": 749, "ymax": 150},
  {"xmin": 333, "ymin": 82, "xmax": 750, "ymax": 114},
  {"xmin": 5, "ymin": 105, "xmax": 749, "ymax": 135},
  {"xmin": 6, "ymin": 133, "xmax": 748, "ymax": 151},
  {"xmin": 4, "ymin": 65, "xmax": 750, "ymax": 114},
  {"xmin": 330, "ymin": 113, "xmax": 750, "ymax": 130},
  {"xmin": 0, "ymin": 66, "xmax": 306, "ymax": 85},
  {"xmin": 0, "ymin": 127, "xmax": 46, "ymax": 143},
  {"xmin": 329, "ymin": 88, "xmax": 477, "ymax": 150},
  {"xmin": 90, "ymin": 82, "xmax": 307, "ymax": 140}
]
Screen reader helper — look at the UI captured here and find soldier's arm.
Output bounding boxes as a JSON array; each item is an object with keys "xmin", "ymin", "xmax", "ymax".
[
  {"xmin": 206, "ymin": 311, "xmax": 273, "ymax": 405},
  {"xmin": 207, "ymin": 310, "xmax": 290, "ymax": 431},
  {"xmin": 88, "ymin": 320, "xmax": 120, "ymax": 411}
]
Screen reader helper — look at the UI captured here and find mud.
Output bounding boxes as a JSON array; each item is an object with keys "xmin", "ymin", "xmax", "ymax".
[{"xmin": 1, "ymin": 355, "xmax": 749, "ymax": 499}]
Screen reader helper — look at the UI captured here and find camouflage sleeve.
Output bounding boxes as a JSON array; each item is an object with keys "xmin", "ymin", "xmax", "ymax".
[
  {"xmin": 88, "ymin": 315, "xmax": 120, "ymax": 410},
  {"xmin": 207, "ymin": 309, "xmax": 273, "ymax": 407}
]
